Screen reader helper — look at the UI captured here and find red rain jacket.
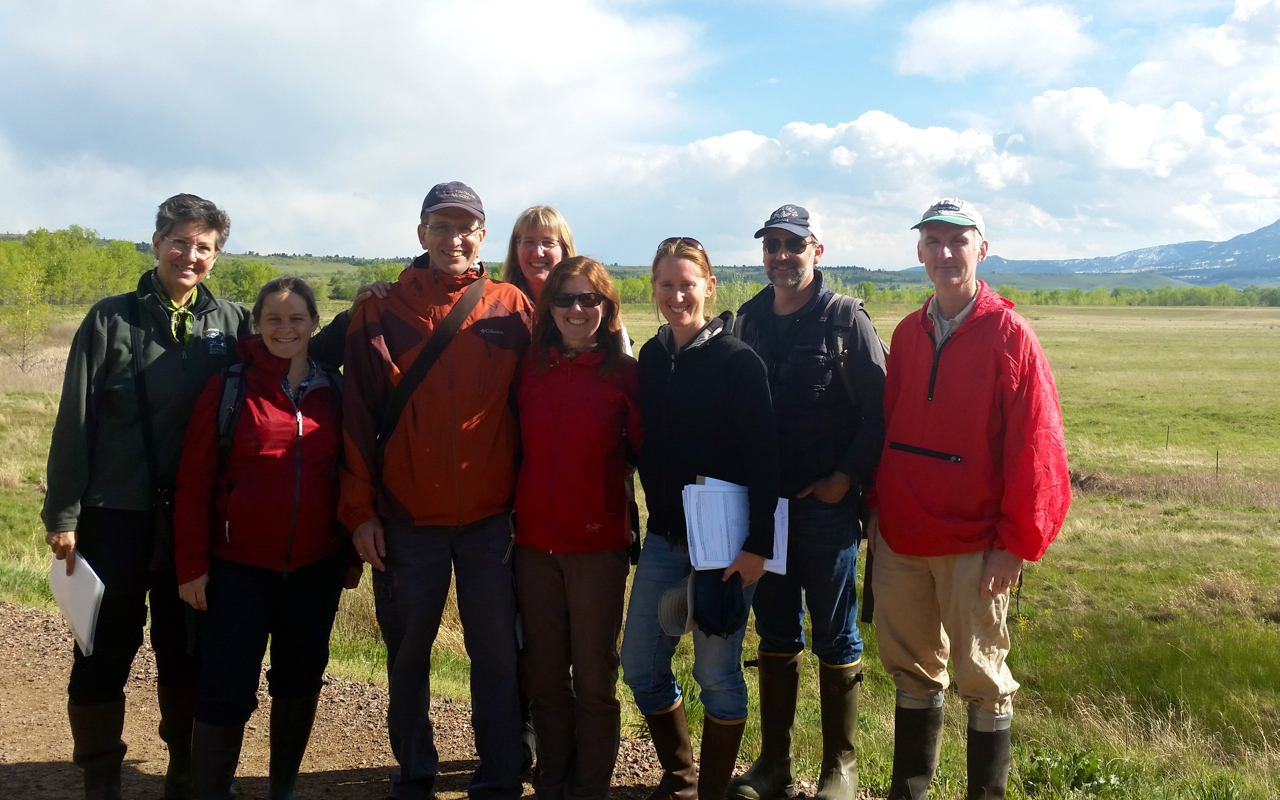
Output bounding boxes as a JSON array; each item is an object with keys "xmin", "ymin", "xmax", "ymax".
[
  {"xmin": 514, "ymin": 348, "xmax": 644, "ymax": 554},
  {"xmin": 876, "ymin": 282, "xmax": 1070, "ymax": 561},
  {"xmin": 174, "ymin": 336, "xmax": 342, "ymax": 582}
]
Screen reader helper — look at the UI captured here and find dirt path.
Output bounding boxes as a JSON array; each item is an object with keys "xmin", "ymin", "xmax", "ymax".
[{"xmin": 0, "ymin": 601, "xmax": 672, "ymax": 799}]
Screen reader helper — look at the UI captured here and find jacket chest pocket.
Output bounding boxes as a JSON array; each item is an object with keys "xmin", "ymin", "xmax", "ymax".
[{"xmin": 777, "ymin": 344, "xmax": 834, "ymax": 390}]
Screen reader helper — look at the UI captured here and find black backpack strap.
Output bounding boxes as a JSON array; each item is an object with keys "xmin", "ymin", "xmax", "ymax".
[
  {"xmin": 216, "ymin": 363, "xmax": 247, "ymax": 472},
  {"xmin": 821, "ymin": 294, "xmax": 889, "ymax": 412},
  {"xmin": 124, "ymin": 293, "xmax": 160, "ymax": 490},
  {"xmin": 375, "ymin": 276, "xmax": 486, "ymax": 477}
]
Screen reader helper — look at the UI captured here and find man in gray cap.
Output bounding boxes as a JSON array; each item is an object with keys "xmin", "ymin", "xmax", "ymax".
[
  {"xmin": 728, "ymin": 205, "xmax": 886, "ymax": 800},
  {"xmin": 341, "ymin": 181, "xmax": 534, "ymax": 800},
  {"xmin": 871, "ymin": 198, "xmax": 1070, "ymax": 799}
]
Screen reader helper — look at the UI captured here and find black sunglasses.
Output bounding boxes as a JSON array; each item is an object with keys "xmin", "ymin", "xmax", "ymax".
[
  {"xmin": 551, "ymin": 292, "xmax": 606, "ymax": 309},
  {"xmin": 659, "ymin": 236, "xmax": 705, "ymax": 251},
  {"xmin": 763, "ymin": 235, "xmax": 812, "ymax": 255}
]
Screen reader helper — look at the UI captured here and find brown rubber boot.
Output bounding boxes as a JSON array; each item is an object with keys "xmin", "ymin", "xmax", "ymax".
[
  {"xmin": 814, "ymin": 662, "xmax": 862, "ymax": 800},
  {"xmin": 643, "ymin": 700, "xmax": 697, "ymax": 800},
  {"xmin": 726, "ymin": 652, "xmax": 802, "ymax": 800},
  {"xmin": 158, "ymin": 684, "xmax": 198, "ymax": 799},
  {"xmin": 697, "ymin": 714, "xmax": 746, "ymax": 800},
  {"xmin": 67, "ymin": 699, "xmax": 127, "ymax": 800}
]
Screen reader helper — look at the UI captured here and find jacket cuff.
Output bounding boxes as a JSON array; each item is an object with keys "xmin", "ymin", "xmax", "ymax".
[{"xmin": 742, "ymin": 528, "xmax": 774, "ymax": 560}]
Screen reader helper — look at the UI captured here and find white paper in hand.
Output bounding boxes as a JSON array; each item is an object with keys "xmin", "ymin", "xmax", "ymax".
[{"xmin": 49, "ymin": 554, "xmax": 105, "ymax": 656}]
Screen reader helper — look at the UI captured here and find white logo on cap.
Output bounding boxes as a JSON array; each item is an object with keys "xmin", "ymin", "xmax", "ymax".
[{"xmin": 775, "ymin": 205, "xmax": 800, "ymax": 219}]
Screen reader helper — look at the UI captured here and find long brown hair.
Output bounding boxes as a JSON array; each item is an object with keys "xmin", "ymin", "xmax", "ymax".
[{"xmin": 531, "ymin": 256, "xmax": 625, "ymax": 379}]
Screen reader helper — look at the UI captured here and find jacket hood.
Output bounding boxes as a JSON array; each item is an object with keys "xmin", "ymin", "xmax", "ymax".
[
  {"xmin": 235, "ymin": 335, "xmax": 292, "ymax": 379},
  {"xmin": 916, "ymin": 281, "xmax": 1013, "ymax": 335},
  {"xmin": 657, "ymin": 310, "xmax": 734, "ymax": 354},
  {"xmin": 408, "ymin": 253, "xmax": 489, "ymax": 288}
]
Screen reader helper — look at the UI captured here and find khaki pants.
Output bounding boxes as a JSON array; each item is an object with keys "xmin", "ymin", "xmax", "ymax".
[{"xmin": 871, "ymin": 528, "xmax": 1019, "ymax": 716}]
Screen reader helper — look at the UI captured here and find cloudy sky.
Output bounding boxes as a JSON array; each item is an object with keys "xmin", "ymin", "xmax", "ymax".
[{"xmin": 2, "ymin": 0, "xmax": 1277, "ymax": 269}]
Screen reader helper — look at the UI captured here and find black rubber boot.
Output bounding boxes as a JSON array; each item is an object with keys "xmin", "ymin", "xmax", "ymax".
[
  {"xmin": 726, "ymin": 652, "xmax": 801, "ymax": 800},
  {"xmin": 190, "ymin": 720, "xmax": 244, "ymax": 800},
  {"xmin": 158, "ymin": 685, "xmax": 197, "ymax": 800},
  {"xmin": 698, "ymin": 715, "xmax": 746, "ymax": 800},
  {"xmin": 67, "ymin": 699, "xmax": 127, "ymax": 800},
  {"xmin": 268, "ymin": 694, "xmax": 320, "ymax": 800},
  {"xmin": 643, "ymin": 701, "xmax": 698, "ymax": 800},
  {"xmin": 966, "ymin": 727, "xmax": 1012, "ymax": 800},
  {"xmin": 887, "ymin": 704, "xmax": 944, "ymax": 800},
  {"xmin": 814, "ymin": 663, "xmax": 861, "ymax": 800}
]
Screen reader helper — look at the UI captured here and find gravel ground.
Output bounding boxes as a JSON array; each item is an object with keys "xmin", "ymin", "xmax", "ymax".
[
  {"xmin": 0, "ymin": 601, "xmax": 679, "ymax": 799},
  {"xmin": 0, "ymin": 601, "xmax": 875, "ymax": 799}
]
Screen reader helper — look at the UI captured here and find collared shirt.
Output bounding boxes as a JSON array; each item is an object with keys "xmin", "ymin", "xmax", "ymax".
[
  {"xmin": 282, "ymin": 359, "xmax": 318, "ymax": 407},
  {"xmin": 149, "ymin": 272, "xmax": 196, "ymax": 344},
  {"xmin": 927, "ymin": 291, "xmax": 979, "ymax": 349}
]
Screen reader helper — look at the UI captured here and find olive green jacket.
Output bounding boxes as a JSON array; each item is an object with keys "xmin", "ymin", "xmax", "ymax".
[{"xmin": 41, "ymin": 273, "xmax": 347, "ymax": 533}]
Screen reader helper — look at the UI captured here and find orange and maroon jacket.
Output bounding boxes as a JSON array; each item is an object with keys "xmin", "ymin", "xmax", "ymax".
[{"xmin": 339, "ymin": 258, "xmax": 533, "ymax": 530}]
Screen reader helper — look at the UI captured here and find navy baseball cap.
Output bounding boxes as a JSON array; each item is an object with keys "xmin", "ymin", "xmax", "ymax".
[
  {"xmin": 754, "ymin": 204, "xmax": 822, "ymax": 242},
  {"xmin": 421, "ymin": 181, "xmax": 485, "ymax": 221}
]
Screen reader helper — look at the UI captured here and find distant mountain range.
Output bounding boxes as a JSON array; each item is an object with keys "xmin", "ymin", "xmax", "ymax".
[{"xmin": 982, "ymin": 219, "xmax": 1280, "ymax": 288}]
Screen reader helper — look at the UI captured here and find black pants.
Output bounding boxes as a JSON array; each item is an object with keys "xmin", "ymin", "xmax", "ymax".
[
  {"xmin": 195, "ymin": 549, "xmax": 347, "ymax": 726},
  {"xmin": 68, "ymin": 507, "xmax": 200, "ymax": 705}
]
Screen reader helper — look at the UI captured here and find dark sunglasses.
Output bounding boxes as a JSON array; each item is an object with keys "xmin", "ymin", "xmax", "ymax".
[
  {"xmin": 763, "ymin": 235, "xmax": 812, "ymax": 254},
  {"xmin": 659, "ymin": 236, "xmax": 705, "ymax": 251},
  {"xmin": 551, "ymin": 292, "xmax": 606, "ymax": 309}
]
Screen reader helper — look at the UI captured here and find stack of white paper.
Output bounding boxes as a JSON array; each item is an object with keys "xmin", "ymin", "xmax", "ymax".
[
  {"xmin": 682, "ymin": 477, "xmax": 788, "ymax": 575},
  {"xmin": 50, "ymin": 555, "xmax": 105, "ymax": 656}
]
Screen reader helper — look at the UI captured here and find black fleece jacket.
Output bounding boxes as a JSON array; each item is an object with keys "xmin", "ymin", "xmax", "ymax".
[{"xmin": 636, "ymin": 311, "xmax": 780, "ymax": 558}]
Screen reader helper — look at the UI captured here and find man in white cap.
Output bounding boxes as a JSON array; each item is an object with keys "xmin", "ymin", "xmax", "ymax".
[
  {"xmin": 729, "ymin": 204, "xmax": 886, "ymax": 800},
  {"xmin": 870, "ymin": 198, "xmax": 1071, "ymax": 799}
]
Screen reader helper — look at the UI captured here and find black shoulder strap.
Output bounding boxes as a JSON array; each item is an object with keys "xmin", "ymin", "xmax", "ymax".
[
  {"xmin": 822, "ymin": 294, "xmax": 889, "ymax": 411},
  {"xmin": 375, "ymin": 276, "xmax": 486, "ymax": 476},
  {"xmin": 125, "ymin": 293, "xmax": 160, "ymax": 490},
  {"xmin": 216, "ymin": 363, "xmax": 247, "ymax": 472}
]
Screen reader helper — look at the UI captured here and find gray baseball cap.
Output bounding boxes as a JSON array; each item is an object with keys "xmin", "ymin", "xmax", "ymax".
[{"xmin": 911, "ymin": 198, "xmax": 985, "ymax": 239}]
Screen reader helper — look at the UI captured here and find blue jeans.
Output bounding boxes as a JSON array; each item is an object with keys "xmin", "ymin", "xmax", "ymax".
[
  {"xmin": 751, "ymin": 496, "xmax": 863, "ymax": 666},
  {"xmin": 620, "ymin": 534, "xmax": 756, "ymax": 721},
  {"xmin": 383, "ymin": 513, "xmax": 522, "ymax": 800}
]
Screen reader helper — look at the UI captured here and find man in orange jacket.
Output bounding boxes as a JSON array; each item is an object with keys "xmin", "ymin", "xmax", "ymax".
[
  {"xmin": 871, "ymin": 199, "xmax": 1070, "ymax": 800},
  {"xmin": 341, "ymin": 182, "xmax": 533, "ymax": 800}
]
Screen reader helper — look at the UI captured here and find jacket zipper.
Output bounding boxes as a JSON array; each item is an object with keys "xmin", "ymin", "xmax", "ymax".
[
  {"xmin": 282, "ymin": 398, "xmax": 303, "ymax": 577},
  {"xmin": 926, "ymin": 331, "xmax": 949, "ymax": 401},
  {"xmin": 889, "ymin": 442, "xmax": 962, "ymax": 463}
]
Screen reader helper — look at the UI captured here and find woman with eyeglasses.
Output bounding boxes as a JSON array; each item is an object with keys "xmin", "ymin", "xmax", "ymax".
[
  {"xmin": 512, "ymin": 256, "xmax": 643, "ymax": 800},
  {"xmin": 621, "ymin": 237, "xmax": 780, "ymax": 800},
  {"xmin": 41, "ymin": 194, "xmax": 379, "ymax": 800}
]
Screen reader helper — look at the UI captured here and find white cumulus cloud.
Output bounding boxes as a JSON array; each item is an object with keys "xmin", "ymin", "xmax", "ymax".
[{"xmin": 897, "ymin": 0, "xmax": 1096, "ymax": 80}]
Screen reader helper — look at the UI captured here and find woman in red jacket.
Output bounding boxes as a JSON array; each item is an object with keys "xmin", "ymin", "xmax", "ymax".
[
  {"xmin": 174, "ymin": 276, "xmax": 357, "ymax": 800},
  {"xmin": 513, "ymin": 256, "xmax": 643, "ymax": 800}
]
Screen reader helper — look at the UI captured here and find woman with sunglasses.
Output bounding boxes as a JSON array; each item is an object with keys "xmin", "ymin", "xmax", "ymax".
[
  {"xmin": 621, "ymin": 237, "xmax": 779, "ymax": 800},
  {"xmin": 513, "ymin": 256, "xmax": 643, "ymax": 800}
]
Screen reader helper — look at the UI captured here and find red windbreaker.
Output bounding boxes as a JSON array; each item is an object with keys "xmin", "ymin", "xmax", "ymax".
[
  {"xmin": 514, "ymin": 348, "xmax": 644, "ymax": 553},
  {"xmin": 339, "ymin": 262, "xmax": 533, "ymax": 529},
  {"xmin": 174, "ymin": 337, "xmax": 342, "ymax": 582},
  {"xmin": 876, "ymin": 282, "xmax": 1070, "ymax": 561}
]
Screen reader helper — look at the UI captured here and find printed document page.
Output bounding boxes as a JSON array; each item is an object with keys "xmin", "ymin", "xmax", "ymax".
[
  {"xmin": 50, "ymin": 554, "xmax": 105, "ymax": 656},
  {"xmin": 683, "ymin": 479, "xmax": 788, "ymax": 575}
]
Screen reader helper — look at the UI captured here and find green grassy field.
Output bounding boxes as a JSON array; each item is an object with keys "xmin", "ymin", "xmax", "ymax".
[{"xmin": 2, "ymin": 303, "xmax": 1278, "ymax": 798}]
